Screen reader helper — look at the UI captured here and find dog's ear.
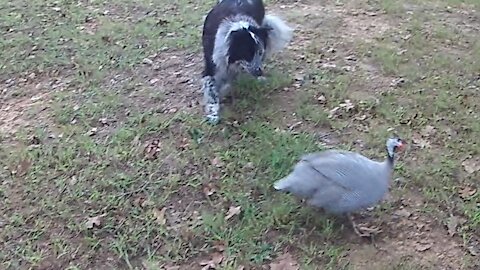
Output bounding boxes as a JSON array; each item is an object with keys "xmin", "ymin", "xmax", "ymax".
[
  {"xmin": 227, "ymin": 29, "xmax": 257, "ymax": 63},
  {"xmin": 252, "ymin": 26, "xmax": 271, "ymax": 46}
]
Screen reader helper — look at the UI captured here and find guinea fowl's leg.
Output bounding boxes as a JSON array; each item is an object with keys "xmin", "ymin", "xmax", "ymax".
[
  {"xmin": 347, "ymin": 214, "xmax": 369, "ymax": 237},
  {"xmin": 347, "ymin": 214, "xmax": 382, "ymax": 237}
]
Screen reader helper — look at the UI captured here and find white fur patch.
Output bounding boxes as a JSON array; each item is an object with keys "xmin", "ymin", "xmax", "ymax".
[
  {"xmin": 212, "ymin": 15, "xmax": 259, "ymax": 74},
  {"xmin": 229, "ymin": 21, "xmax": 251, "ymax": 32},
  {"xmin": 262, "ymin": 14, "xmax": 294, "ymax": 57}
]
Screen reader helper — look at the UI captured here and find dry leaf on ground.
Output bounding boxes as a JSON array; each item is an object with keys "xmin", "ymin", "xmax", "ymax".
[
  {"xmin": 269, "ymin": 252, "xmax": 299, "ymax": 270},
  {"xmin": 86, "ymin": 127, "xmax": 98, "ymax": 136},
  {"xmin": 317, "ymin": 94, "xmax": 326, "ymax": 104},
  {"xmin": 225, "ymin": 206, "xmax": 241, "ymax": 221},
  {"xmin": 328, "ymin": 106, "xmax": 340, "ymax": 119},
  {"xmin": 144, "ymin": 139, "xmax": 162, "ymax": 160},
  {"xmin": 393, "ymin": 209, "xmax": 412, "ymax": 218},
  {"xmin": 85, "ymin": 213, "xmax": 107, "ymax": 229},
  {"xmin": 203, "ymin": 183, "xmax": 217, "ymax": 197},
  {"xmin": 467, "ymin": 240, "xmax": 479, "ymax": 256},
  {"xmin": 458, "ymin": 186, "xmax": 477, "ymax": 199},
  {"xmin": 412, "ymin": 134, "xmax": 431, "ymax": 149},
  {"xmin": 133, "ymin": 196, "xmax": 154, "ymax": 208},
  {"xmin": 153, "ymin": 207, "xmax": 167, "ymax": 225},
  {"xmin": 446, "ymin": 215, "xmax": 460, "ymax": 236},
  {"xmin": 15, "ymin": 159, "xmax": 31, "ymax": 176},
  {"xmin": 421, "ymin": 125, "xmax": 436, "ymax": 137},
  {"xmin": 339, "ymin": 99, "xmax": 355, "ymax": 111},
  {"xmin": 200, "ymin": 252, "xmax": 224, "ymax": 270},
  {"xmin": 213, "ymin": 241, "xmax": 226, "ymax": 252},
  {"xmin": 211, "ymin": 157, "xmax": 224, "ymax": 167},
  {"xmin": 414, "ymin": 242, "xmax": 433, "ymax": 252},
  {"xmin": 462, "ymin": 158, "xmax": 480, "ymax": 174},
  {"xmin": 164, "ymin": 266, "xmax": 180, "ymax": 270}
]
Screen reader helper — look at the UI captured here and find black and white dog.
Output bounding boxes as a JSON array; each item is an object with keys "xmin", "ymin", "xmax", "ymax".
[{"xmin": 201, "ymin": 0, "xmax": 293, "ymax": 124}]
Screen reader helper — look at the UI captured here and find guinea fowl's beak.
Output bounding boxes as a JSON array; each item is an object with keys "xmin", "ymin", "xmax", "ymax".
[{"xmin": 397, "ymin": 140, "xmax": 406, "ymax": 151}]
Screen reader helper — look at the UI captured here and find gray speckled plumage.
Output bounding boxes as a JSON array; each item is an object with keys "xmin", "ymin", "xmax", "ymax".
[{"xmin": 273, "ymin": 137, "xmax": 405, "ymax": 215}]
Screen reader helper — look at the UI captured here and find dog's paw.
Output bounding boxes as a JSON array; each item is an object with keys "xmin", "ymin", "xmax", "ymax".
[
  {"xmin": 257, "ymin": 76, "xmax": 267, "ymax": 82},
  {"xmin": 205, "ymin": 103, "xmax": 220, "ymax": 125},
  {"xmin": 205, "ymin": 114, "xmax": 220, "ymax": 125}
]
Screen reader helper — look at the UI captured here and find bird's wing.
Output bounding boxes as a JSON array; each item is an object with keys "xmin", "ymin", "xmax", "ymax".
[{"xmin": 300, "ymin": 150, "xmax": 382, "ymax": 191}]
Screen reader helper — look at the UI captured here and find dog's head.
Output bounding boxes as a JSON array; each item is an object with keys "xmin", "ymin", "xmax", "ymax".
[{"xmin": 227, "ymin": 24, "xmax": 270, "ymax": 77}]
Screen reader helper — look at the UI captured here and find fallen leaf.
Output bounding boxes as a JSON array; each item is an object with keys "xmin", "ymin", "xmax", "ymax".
[
  {"xmin": 211, "ymin": 171, "xmax": 221, "ymax": 181},
  {"xmin": 317, "ymin": 94, "xmax": 326, "ymax": 104},
  {"xmin": 421, "ymin": 125, "xmax": 436, "ymax": 137},
  {"xmin": 178, "ymin": 138, "xmax": 190, "ymax": 150},
  {"xmin": 144, "ymin": 139, "xmax": 161, "ymax": 160},
  {"xmin": 294, "ymin": 73, "xmax": 304, "ymax": 82},
  {"xmin": 288, "ymin": 121, "xmax": 302, "ymax": 131},
  {"xmin": 142, "ymin": 58, "xmax": 154, "ymax": 65},
  {"xmin": 85, "ymin": 213, "xmax": 107, "ymax": 229},
  {"xmin": 99, "ymin": 118, "xmax": 109, "ymax": 125},
  {"xmin": 467, "ymin": 240, "xmax": 479, "ymax": 256},
  {"xmin": 164, "ymin": 266, "xmax": 180, "ymax": 270},
  {"xmin": 86, "ymin": 127, "xmax": 98, "ymax": 136},
  {"xmin": 153, "ymin": 208, "xmax": 167, "ymax": 225},
  {"xmin": 390, "ymin": 77, "xmax": 406, "ymax": 87},
  {"xmin": 157, "ymin": 19, "xmax": 169, "ymax": 26},
  {"xmin": 446, "ymin": 215, "xmax": 459, "ymax": 236},
  {"xmin": 133, "ymin": 196, "xmax": 154, "ymax": 208},
  {"xmin": 414, "ymin": 242, "xmax": 433, "ymax": 252},
  {"xmin": 462, "ymin": 158, "xmax": 480, "ymax": 174},
  {"xmin": 244, "ymin": 162, "xmax": 255, "ymax": 170},
  {"xmin": 412, "ymin": 134, "xmax": 431, "ymax": 149},
  {"xmin": 211, "ymin": 157, "xmax": 224, "ymax": 167},
  {"xmin": 327, "ymin": 106, "xmax": 340, "ymax": 119},
  {"xmin": 269, "ymin": 252, "xmax": 299, "ymax": 270},
  {"xmin": 355, "ymin": 114, "xmax": 367, "ymax": 121},
  {"xmin": 393, "ymin": 209, "xmax": 412, "ymax": 218},
  {"xmin": 199, "ymin": 252, "xmax": 224, "ymax": 269},
  {"xmin": 29, "ymin": 135, "xmax": 41, "ymax": 145},
  {"xmin": 203, "ymin": 183, "xmax": 216, "ymax": 197},
  {"xmin": 69, "ymin": 175, "xmax": 78, "ymax": 185},
  {"xmin": 211, "ymin": 252, "xmax": 223, "ymax": 265},
  {"xmin": 458, "ymin": 186, "xmax": 477, "ymax": 199},
  {"xmin": 15, "ymin": 159, "xmax": 31, "ymax": 177},
  {"xmin": 225, "ymin": 206, "xmax": 241, "ymax": 221},
  {"xmin": 213, "ymin": 241, "xmax": 226, "ymax": 252},
  {"xmin": 339, "ymin": 99, "xmax": 355, "ymax": 111}
]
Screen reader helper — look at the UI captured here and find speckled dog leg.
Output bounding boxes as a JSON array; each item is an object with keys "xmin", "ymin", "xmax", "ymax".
[{"xmin": 202, "ymin": 76, "xmax": 220, "ymax": 124}]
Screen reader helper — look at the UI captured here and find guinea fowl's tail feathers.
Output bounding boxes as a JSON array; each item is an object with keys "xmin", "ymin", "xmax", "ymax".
[{"xmin": 273, "ymin": 175, "xmax": 294, "ymax": 191}]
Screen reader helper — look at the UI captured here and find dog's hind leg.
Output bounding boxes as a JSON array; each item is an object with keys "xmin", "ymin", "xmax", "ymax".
[{"xmin": 202, "ymin": 75, "xmax": 221, "ymax": 124}]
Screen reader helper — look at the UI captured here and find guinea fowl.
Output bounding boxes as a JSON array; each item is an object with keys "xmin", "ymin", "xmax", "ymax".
[{"xmin": 273, "ymin": 137, "xmax": 406, "ymax": 236}]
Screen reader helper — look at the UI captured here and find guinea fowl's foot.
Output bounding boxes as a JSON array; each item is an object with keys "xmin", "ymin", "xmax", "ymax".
[{"xmin": 347, "ymin": 214, "xmax": 382, "ymax": 237}]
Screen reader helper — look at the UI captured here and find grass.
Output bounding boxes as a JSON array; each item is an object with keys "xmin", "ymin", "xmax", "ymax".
[{"xmin": 1, "ymin": 0, "xmax": 479, "ymax": 269}]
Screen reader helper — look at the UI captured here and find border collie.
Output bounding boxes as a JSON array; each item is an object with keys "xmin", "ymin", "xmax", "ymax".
[{"xmin": 201, "ymin": 0, "xmax": 293, "ymax": 124}]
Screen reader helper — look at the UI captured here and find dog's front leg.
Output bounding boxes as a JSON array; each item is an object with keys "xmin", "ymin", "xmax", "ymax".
[{"xmin": 202, "ymin": 75, "xmax": 221, "ymax": 125}]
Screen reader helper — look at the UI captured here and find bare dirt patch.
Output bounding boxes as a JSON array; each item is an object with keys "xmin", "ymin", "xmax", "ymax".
[
  {"xmin": 124, "ymin": 49, "xmax": 203, "ymax": 116},
  {"xmin": 0, "ymin": 77, "xmax": 62, "ymax": 139}
]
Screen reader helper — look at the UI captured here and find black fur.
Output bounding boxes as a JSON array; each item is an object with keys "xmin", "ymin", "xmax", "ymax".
[
  {"xmin": 200, "ymin": 0, "xmax": 291, "ymax": 124},
  {"xmin": 202, "ymin": 0, "xmax": 266, "ymax": 77},
  {"xmin": 228, "ymin": 26, "xmax": 268, "ymax": 65}
]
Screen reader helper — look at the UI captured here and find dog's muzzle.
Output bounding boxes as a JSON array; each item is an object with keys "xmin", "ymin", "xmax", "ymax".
[
  {"xmin": 240, "ymin": 60, "xmax": 264, "ymax": 77},
  {"xmin": 247, "ymin": 66, "xmax": 263, "ymax": 77}
]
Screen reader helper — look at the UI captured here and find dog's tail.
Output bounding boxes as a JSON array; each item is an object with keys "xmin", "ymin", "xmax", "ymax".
[{"xmin": 262, "ymin": 14, "xmax": 294, "ymax": 57}]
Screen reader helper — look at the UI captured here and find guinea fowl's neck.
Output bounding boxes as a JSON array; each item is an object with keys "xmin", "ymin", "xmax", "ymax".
[{"xmin": 386, "ymin": 148, "xmax": 395, "ymax": 167}]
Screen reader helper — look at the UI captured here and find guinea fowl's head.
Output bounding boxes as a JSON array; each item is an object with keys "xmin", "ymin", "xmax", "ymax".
[{"xmin": 386, "ymin": 137, "xmax": 406, "ymax": 160}]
